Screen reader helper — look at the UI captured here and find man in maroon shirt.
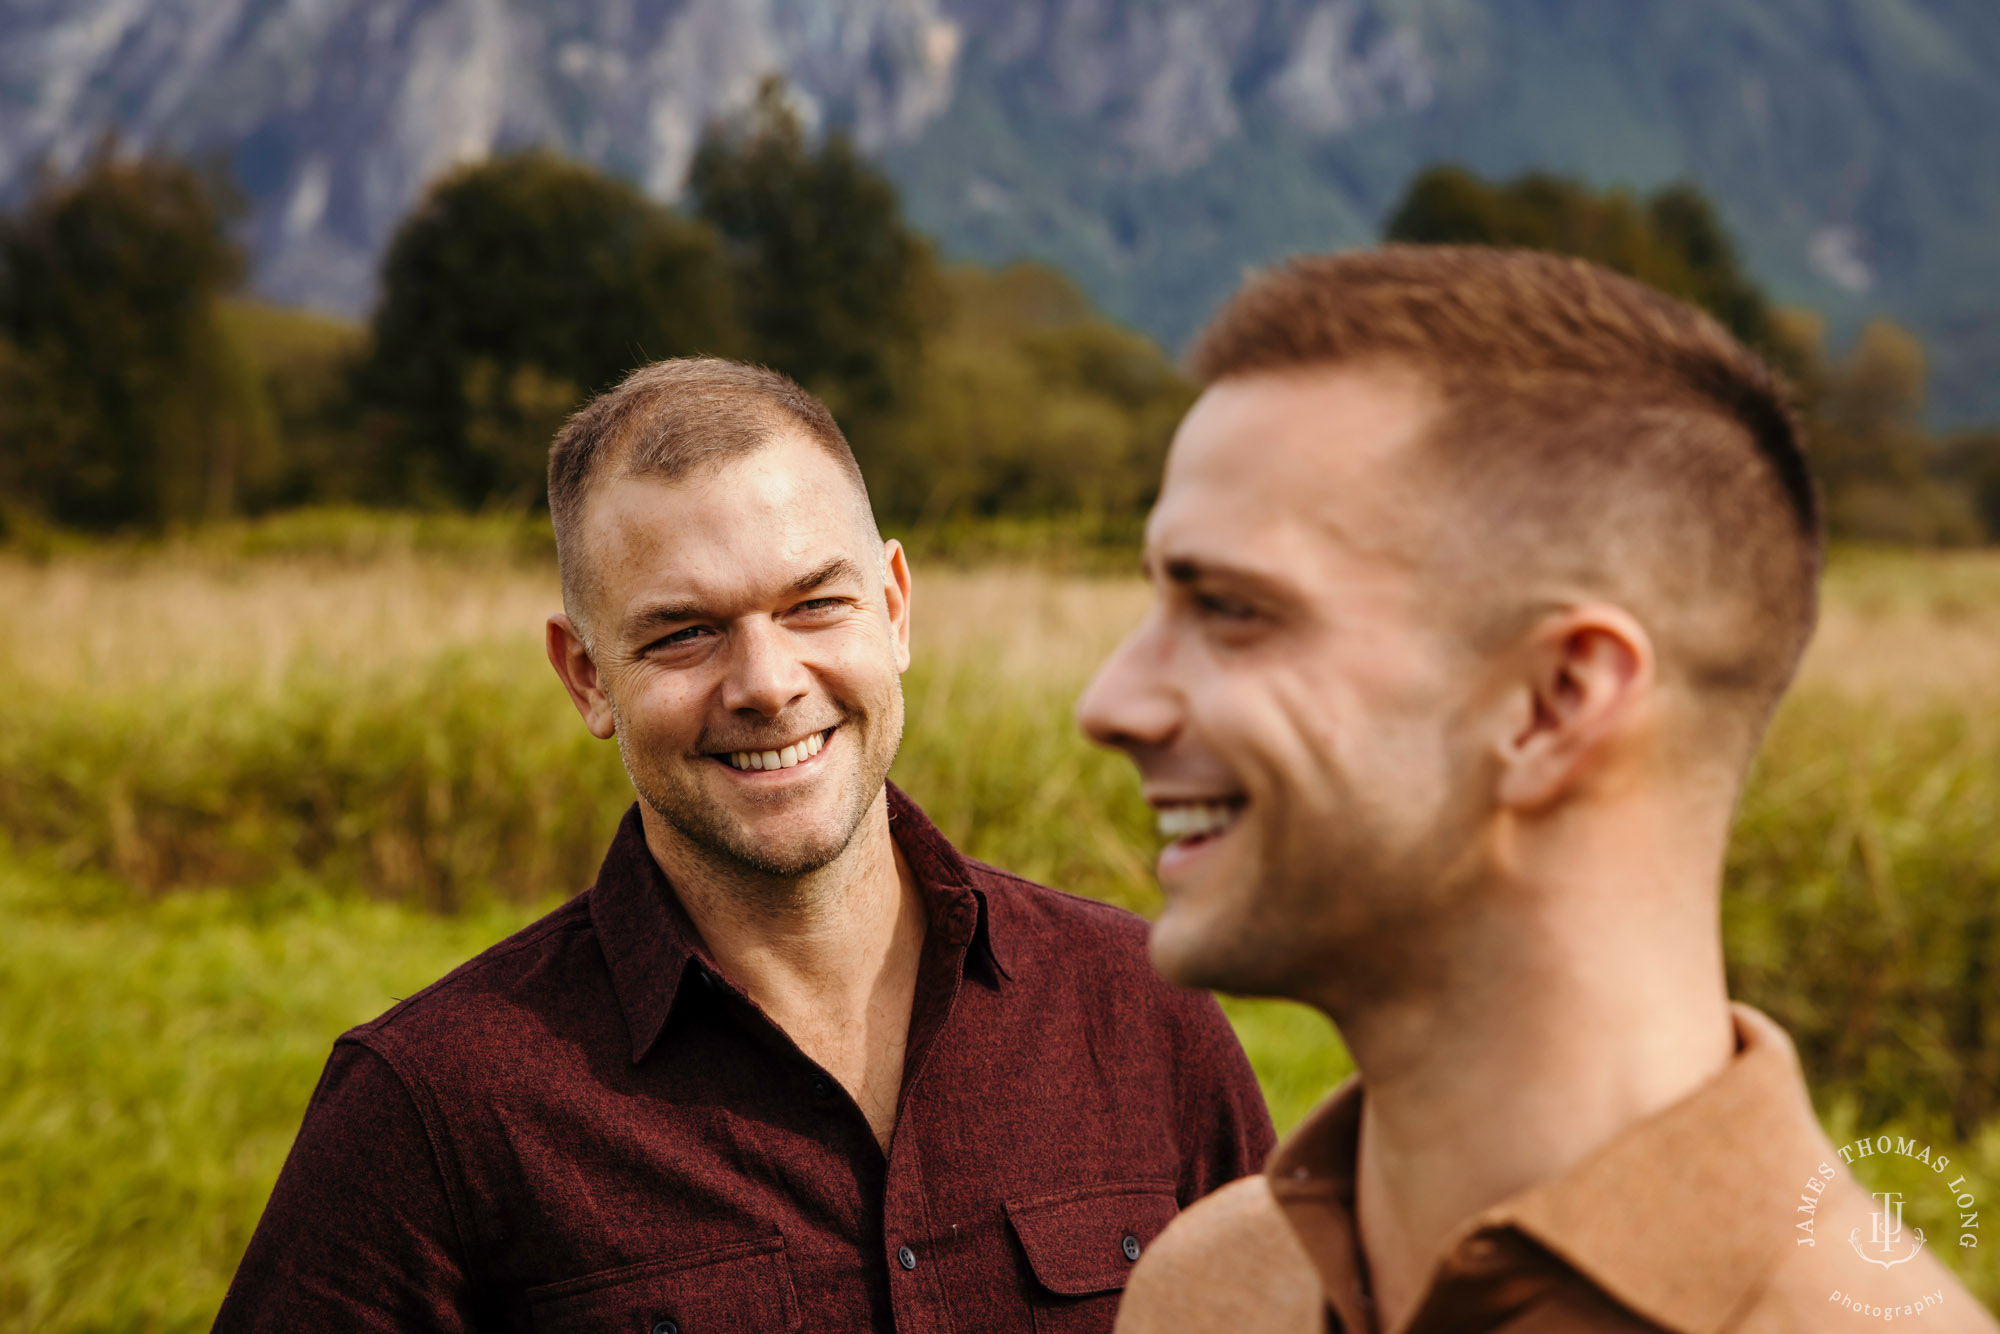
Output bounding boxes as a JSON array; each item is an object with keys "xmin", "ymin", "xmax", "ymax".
[{"xmin": 212, "ymin": 357, "xmax": 1273, "ymax": 1334}]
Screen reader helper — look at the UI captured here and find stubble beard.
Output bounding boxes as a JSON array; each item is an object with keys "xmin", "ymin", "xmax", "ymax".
[
  {"xmin": 1171, "ymin": 763, "xmax": 1479, "ymax": 1008},
  {"xmin": 610, "ymin": 686, "xmax": 907, "ymax": 884}
]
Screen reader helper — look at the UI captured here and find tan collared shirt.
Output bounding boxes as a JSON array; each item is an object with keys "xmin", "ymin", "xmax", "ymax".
[{"xmin": 1118, "ymin": 1005, "xmax": 1998, "ymax": 1333}]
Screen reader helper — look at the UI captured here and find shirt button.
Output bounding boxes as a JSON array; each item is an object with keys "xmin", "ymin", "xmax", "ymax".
[
  {"xmin": 810, "ymin": 1075, "xmax": 835, "ymax": 1101},
  {"xmin": 651, "ymin": 1322, "xmax": 679, "ymax": 1334},
  {"xmin": 1459, "ymin": 1235, "xmax": 1502, "ymax": 1268},
  {"xmin": 1121, "ymin": 1234, "xmax": 1142, "ymax": 1262},
  {"xmin": 897, "ymin": 1245, "xmax": 918, "ymax": 1270}
]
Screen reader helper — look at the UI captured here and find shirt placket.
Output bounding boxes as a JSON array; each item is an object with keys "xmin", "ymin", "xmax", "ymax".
[{"xmin": 878, "ymin": 887, "xmax": 980, "ymax": 1334}]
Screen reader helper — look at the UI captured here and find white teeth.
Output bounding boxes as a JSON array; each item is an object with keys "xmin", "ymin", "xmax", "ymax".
[
  {"xmin": 1155, "ymin": 803, "xmax": 1241, "ymax": 840},
  {"xmin": 724, "ymin": 733, "xmax": 829, "ymax": 770}
]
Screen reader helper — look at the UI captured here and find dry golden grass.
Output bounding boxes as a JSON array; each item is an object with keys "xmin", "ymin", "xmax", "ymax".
[
  {"xmin": 0, "ymin": 555, "xmax": 1154, "ymax": 702},
  {"xmin": 8, "ymin": 544, "xmax": 1999, "ymax": 705},
  {"xmin": 1803, "ymin": 549, "xmax": 2000, "ymax": 704},
  {"xmin": 0, "ymin": 555, "xmax": 559, "ymax": 698}
]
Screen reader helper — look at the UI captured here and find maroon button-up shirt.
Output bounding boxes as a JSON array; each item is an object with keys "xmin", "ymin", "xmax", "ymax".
[{"xmin": 213, "ymin": 784, "xmax": 1274, "ymax": 1333}]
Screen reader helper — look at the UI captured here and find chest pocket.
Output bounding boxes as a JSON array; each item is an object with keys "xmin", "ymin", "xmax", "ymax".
[
  {"xmin": 525, "ymin": 1235, "xmax": 800, "ymax": 1334},
  {"xmin": 1008, "ymin": 1182, "xmax": 1180, "ymax": 1333}
]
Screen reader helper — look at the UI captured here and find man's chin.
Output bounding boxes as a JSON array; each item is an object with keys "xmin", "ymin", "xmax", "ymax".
[
  {"xmin": 638, "ymin": 774, "xmax": 846, "ymax": 874},
  {"xmin": 686, "ymin": 809, "xmax": 858, "ymax": 879},
  {"xmin": 1148, "ymin": 904, "xmax": 1254, "ymax": 993},
  {"xmin": 1147, "ymin": 886, "xmax": 1314, "ymax": 998}
]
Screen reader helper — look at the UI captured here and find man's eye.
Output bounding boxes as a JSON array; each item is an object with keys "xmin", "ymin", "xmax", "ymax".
[
  {"xmin": 649, "ymin": 626, "xmax": 712, "ymax": 650},
  {"xmin": 791, "ymin": 597, "xmax": 845, "ymax": 617},
  {"xmin": 1194, "ymin": 592, "xmax": 1259, "ymax": 621}
]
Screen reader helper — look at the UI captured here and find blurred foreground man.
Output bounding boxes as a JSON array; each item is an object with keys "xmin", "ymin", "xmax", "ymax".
[
  {"xmin": 1082, "ymin": 249, "xmax": 1997, "ymax": 1333},
  {"xmin": 214, "ymin": 359, "xmax": 1271, "ymax": 1333}
]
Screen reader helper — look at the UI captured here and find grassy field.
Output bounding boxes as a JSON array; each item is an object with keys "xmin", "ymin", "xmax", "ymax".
[{"xmin": 3, "ymin": 521, "xmax": 1999, "ymax": 1328}]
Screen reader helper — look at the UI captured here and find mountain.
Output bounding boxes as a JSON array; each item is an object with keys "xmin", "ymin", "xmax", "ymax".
[{"xmin": 4, "ymin": 0, "xmax": 1998, "ymax": 422}]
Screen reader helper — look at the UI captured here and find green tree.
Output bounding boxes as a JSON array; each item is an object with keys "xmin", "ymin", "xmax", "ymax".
[
  {"xmin": 870, "ymin": 264, "xmax": 1192, "ymax": 521},
  {"xmin": 0, "ymin": 144, "xmax": 272, "ymax": 530},
  {"xmin": 219, "ymin": 299, "xmax": 370, "ymax": 511},
  {"xmin": 358, "ymin": 150, "xmax": 734, "ymax": 509},
  {"xmin": 1808, "ymin": 321, "xmax": 1981, "ymax": 543},
  {"xmin": 1384, "ymin": 166, "xmax": 1776, "ymax": 354},
  {"xmin": 688, "ymin": 78, "xmax": 940, "ymax": 428}
]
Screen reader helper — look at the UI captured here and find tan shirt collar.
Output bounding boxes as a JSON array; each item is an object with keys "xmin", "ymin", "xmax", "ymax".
[{"xmin": 1266, "ymin": 1004, "xmax": 1833, "ymax": 1334}]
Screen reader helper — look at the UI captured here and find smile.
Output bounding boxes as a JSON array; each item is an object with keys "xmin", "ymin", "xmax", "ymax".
[
  {"xmin": 1153, "ymin": 799, "xmax": 1244, "ymax": 842},
  {"xmin": 718, "ymin": 727, "xmax": 834, "ymax": 772}
]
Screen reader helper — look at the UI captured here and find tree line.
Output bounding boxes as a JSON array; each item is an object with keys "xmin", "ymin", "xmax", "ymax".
[
  {"xmin": 1388, "ymin": 166, "xmax": 2000, "ymax": 545},
  {"xmin": 3, "ymin": 93, "xmax": 1995, "ymax": 543}
]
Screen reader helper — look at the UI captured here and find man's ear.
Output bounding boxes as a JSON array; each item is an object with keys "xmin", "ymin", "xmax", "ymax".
[
  {"xmin": 1493, "ymin": 604, "xmax": 1654, "ymax": 812},
  {"xmin": 882, "ymin": 539, "xmax": 913, "ymax": 673},
  {"xmin": 546, "ymin": 614, "xmax": 617, "ymax": 740}
]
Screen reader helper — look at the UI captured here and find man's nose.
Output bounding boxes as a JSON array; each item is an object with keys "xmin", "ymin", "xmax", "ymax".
[
  {"xmin": 1076, "ymin": 610, "xmax": 1183, "ymax": 754},
  {"xmin": 720, "ymin": 618, "xmax": 812, "ymax": 717}
]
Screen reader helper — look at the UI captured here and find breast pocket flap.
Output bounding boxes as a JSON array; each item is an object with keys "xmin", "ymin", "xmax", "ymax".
[{"xmin": 1006, "ymin": 1182, "xmax": 1180, "ymax": 1297}]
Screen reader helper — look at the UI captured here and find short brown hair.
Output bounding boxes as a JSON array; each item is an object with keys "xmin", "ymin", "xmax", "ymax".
[
  {"xmin": 547, "ymin": 357, "xmax": 874, "ymax": 622},
  {"xmin": 1192, "ymin": 246, "xmax": 1822, "ymax": 747}
]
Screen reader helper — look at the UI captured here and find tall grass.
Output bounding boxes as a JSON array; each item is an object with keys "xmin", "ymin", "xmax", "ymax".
[
  {"xmin": 0, "ymin": 553, "xmax": 1160, "ymax": 907},
  {"xmin": 3, "ymin": 531, "xmax": 1999, "ymax": 1325},
  {"xmin": 0, "ymin": 857, "xmax": 546, "ymax": 1332}
]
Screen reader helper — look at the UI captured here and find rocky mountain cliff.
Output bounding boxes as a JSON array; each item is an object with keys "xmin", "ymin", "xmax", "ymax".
[{"xmin": 4, "ymin": 0, "xmax": 1997, "ymax": 421}]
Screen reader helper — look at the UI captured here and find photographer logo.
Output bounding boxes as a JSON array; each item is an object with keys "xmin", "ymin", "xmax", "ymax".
[
  {"xmin": 1802, "ymin": 1132, "xmax": 1982, "ymax": 1320},
  {"xmin": 1854, "ymin": 1190, "xmax": 1926, "ymax": 1269}
]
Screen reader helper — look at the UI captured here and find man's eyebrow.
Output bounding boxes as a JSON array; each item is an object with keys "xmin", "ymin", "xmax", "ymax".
[
  {"xmin": 623, "ymin": 557, "xmax": 868, "ymax": 636},
  {"xmin": 1157, "ymin": 553, "xmax": 1298, "ymax": 602},
  {"xmin": 1161, "ymin": 554, "xmax": 1255, "ymax": 587},
  {"xmin": 626, "ymin": 599, "xmax": 711, "ymax": 634},
  {"xmin": 788, "ymin": 556, "xmax": 866, "ymax": 596}
]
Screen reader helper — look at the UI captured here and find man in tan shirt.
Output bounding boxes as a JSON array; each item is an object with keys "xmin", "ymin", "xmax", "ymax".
[{"xmin": 1078, "ymin": 247, "xmax": 1997, "ymax": 1333}]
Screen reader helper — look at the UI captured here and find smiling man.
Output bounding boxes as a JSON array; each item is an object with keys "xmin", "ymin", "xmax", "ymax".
[
  {"xmin": 212, "ymin": 359, "xmax": 1271, "ymax": 1333},
  {"xmin": 1082, "ymin": 250, "xmax": 1998, "ymax": 1332}
]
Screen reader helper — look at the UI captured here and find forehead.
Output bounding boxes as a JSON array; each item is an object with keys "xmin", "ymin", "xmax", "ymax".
[
  {"xmin": 1148, "ymin": 366, "xmax": 1438, "ymax": 574},
  {"xmin": 580, "ymin": 435, "xmax": 872, "ymax": 616}
]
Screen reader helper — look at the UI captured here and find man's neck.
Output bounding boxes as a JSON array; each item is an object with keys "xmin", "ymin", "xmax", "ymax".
[
  {"xmin": 640, "ymin": 789, "xmax": 928, "ymax": 1154},
  {"xmin": 1333, "ymin": 807, "xmax": 1736, "ymax": 1330}
]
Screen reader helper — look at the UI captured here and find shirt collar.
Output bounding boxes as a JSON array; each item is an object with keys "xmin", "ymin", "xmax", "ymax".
[
  {"xmin": 884, "ymin": 780, "xmax": 1011, "ymax": 980},
  {"xmin": 587, "ymin": 782, "xmax": 1007, "ymax": 1064},
  {"xmin": 1267, "ymin": 1004, "xmax": 1832, "ymax": 1334}
]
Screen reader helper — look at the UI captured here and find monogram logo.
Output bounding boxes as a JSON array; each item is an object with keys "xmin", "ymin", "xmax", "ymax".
[{"xmin": 1850, "ymin": 1190, "xmax": 1927, "ymax": 1269}]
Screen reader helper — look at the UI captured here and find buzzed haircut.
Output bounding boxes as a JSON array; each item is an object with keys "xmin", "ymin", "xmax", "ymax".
[
  {"xmin": 547, "ymin": 357, "xmax": 876, "ymax": 625},
  {"xmin": 1192, "ymin": 246, "xmax": 1823, "ymax": 753}
]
